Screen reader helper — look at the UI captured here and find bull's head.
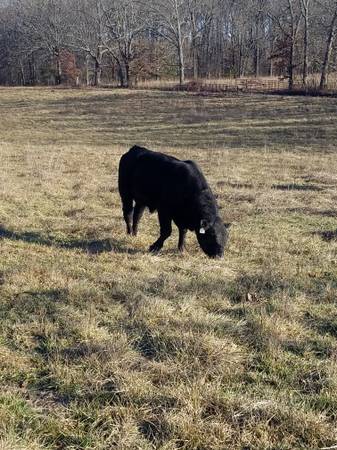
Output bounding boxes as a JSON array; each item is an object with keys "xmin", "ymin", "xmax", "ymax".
[{"xmin": 196, "ymin": 217, "xmax": 230, "ymax": 258}]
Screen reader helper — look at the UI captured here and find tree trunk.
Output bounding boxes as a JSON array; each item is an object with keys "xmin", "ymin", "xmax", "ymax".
[
  {"xmin": 55, "ymin": 49, "xmax": 62, "ymax": 85},
  {"xmin": 192, "ymin": 45, "xmax": 198, "ymax": 79},
  {"xmin": 117, "ymin": 61, "xmax": 125, "ymax": 87},
  {"xmin": 286, "ymin": 0, "xmax": 300, "ymax": 91},
  {"xmin": 254, "ymin": 14, "xmax": 261, "ymax": 78},
  {"xmin": 302, "ymin": 4, "xmax": 309, "ymax": 86},
  {"xmin": 94, "ymin": 58, "xmax": 102, "ymax": 87},
  {"xmin": 19, "ymin": 62, "xmax": 25, "ymax": 86},
  {"xmin": 124, "ymin": 61, "xmax": 131, "ymax": 88},
  {"xmin": 300, "ymin": 0, "xmax": 311, "ymax": 87},
  {"xmin": 288, "ymin": 38, "xmax": 294, "ymax": 90},
  {"xmin": 178, "ymin": 41, "xmax": 185, "ymax": 84},
  {"xmin": 190, "ymin": 10, "xmax": 198, "ymax": 79},
  {"xmin": 269, "ymin": 21, "xmax": 276, "ymax": 77},
  {"xmin": 231, "ymin": 45, "xmax": 235, "ymax": 77},
  {"xmin": 86, "ymin": 54, "xmax": 90, "ymax": 86},
  {"xmin": 302, "ymin": 20, "xmax": 308, "ymax": 86},
  {"xmin": 174, "ymin": 0, "xmax": 185, "ymax": 85},
  {"xmin": 28, "ymin": 56, "xmax": 36, "ymax": 86},
  {"xmin": 239, "ymin": 40, "xmax": 243, "ymax": 77},
  {"xmin": 254, "ymin": 44, "xmax": 260, "ymax": 77},
  {"xmin": 320, "ymin": 7, "xmax": 337, "ymax": 90}
]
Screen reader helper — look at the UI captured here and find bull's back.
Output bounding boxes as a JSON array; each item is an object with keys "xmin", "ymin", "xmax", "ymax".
[{"xmin": 118, "ymin": 146, "xmax": 209, "ymax": 212}]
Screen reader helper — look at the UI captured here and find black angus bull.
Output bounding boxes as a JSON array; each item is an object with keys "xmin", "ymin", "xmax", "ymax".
[{"xmin": 118, "ymin": 146, "xmax": 230, "ymax": 258}]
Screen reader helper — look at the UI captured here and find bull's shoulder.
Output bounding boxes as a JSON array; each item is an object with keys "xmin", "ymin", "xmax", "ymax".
[
  {"xmin": 119, "ymin": 145, "xmax": 149, "ymax": 168},
  {"xmin": 128, "ymin": 146, "xmax": 180, "ymax": 165},
  {"xmin": 123, "ymin": 145, "xmax": 149, "ymax": 159},
  {"xmin": 129, "ymin": 145, "xmax": 147, "ymax": 153},
  {"xmin": 183, "ymin": 159, "xmax": 199, "ymax": 167},
  {"xmin": 182, "ymin": 160, "xmax": 209, "ymax": 185}
]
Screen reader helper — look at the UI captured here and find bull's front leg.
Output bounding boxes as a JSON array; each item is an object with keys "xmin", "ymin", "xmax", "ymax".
[
  {"xmin": 122, "ymin": 197, "xmax": 134, "ymax": 235},
  {"xmin": 132, "ymin": 203, "xmax": 145, "ymax": 236},
  {"xmin": 178, "ymin": 228, "xmax": 187, "ymax": 252},
  {"xmin": 149, "ymin": 209, "xmax": 172, "ymax": 253}
]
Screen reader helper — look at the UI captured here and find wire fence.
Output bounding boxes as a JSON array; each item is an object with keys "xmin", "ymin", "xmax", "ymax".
[
  {"xmin": 172, "ymin": 78, "xmax": 288, "ymax": 93},
  {"xmin": 134, "ymin": 74, "xmax": 337, "ymax": 95}
]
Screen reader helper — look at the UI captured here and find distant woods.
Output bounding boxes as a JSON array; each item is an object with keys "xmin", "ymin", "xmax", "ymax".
[{"xmin": 0, "ymin": 0, "xmax": 336, "ymax": 89}]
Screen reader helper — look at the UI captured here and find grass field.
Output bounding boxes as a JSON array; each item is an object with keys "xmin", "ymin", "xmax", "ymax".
[{"xmin": 1, "ymin": 87, "xmax": 337, "ymax": 450}]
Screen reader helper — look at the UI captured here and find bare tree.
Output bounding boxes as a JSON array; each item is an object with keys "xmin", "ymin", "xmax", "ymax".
[
  {"xmin": 68, "ymin": 0, "xmax": 108, "ymax": 86},
  {"xmin": 186, "ymin": 0, "xmax": 215, "ymax": 79},
  {"xmin": 250, "ymin": 0, "xmax": 271, "ymax": 77},
  {"xmin": 146, "ymin": 0, "xmax": 189, "ymax": 84},
  {"xmin": 319, "ymin": 0, "xmax": 337, "ymax": 89},
  {"xmin": 269, "ymin": 0, "xmax": 302, "ymax": 89},
  {"xmin": 103, "ymin": 0, "xmax": 145, "ymax": 87},
  {"xmin": 16, "ymin": 0, "xmax": 70, "ymax": 85},
  {"xmin": 0, "ymin": 4, "xmax": 27, "ymax": 84},
  {"xmin": 300, "ymin": 0, "xmax": 311, "ymax": 86}
]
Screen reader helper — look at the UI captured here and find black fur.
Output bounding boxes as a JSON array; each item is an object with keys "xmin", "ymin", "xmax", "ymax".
[{"xmin": 118, "ymin": 146, "xmax": 229, "ymax": 257}]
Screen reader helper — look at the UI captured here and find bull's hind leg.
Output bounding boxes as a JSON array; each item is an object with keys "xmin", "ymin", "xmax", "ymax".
[
  {"xmin": 121, "ymin": 196, "xmax": 134, "ymax": 235},
  {"xmin": 132, "ymin": 203, "xmax": 145, "ymax": 236},
  {"xmin": 149, "ymin": 210, "xmax": 172, "ymax": 253},
  {"xmin": 178, "ymin": 228, "xmax": 187, "ymax": 252}
]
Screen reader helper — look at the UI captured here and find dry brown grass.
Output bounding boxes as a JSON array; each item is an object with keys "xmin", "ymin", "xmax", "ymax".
[
  {"xmin": 136, "ymin": 73, "xmax": 337, "ymax": 92},
  {"xmin": 0, "ymin": 87, "xmax": 337, "ymax": 449},
  {"xmin": 300, "ymin": 72, "xmax": 337, "ymax": 91}
]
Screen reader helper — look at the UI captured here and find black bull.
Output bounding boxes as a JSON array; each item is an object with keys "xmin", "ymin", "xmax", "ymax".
[{"xmin": 118, "ymin": 146, "xmax": 230, "ymax": 258}]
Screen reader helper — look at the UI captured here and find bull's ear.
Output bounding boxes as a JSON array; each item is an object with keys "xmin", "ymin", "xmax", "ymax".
[{"xmin": 224, "ymin": 223, "xmax": 231, "ymax": 229}]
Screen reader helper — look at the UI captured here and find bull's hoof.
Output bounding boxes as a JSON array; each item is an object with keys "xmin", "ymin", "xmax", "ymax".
[{"xmin": 149, "ymin": 242, "xmax": 162, "ymax": 253}]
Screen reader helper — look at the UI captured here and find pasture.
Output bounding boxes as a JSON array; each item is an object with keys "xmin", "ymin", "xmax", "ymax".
[{"xmin": 1, "ymin": 87, "xmax": 337, "ymax": 449}]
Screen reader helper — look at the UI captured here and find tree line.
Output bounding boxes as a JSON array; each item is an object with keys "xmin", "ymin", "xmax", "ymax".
[{"xmin": 0, "ymin": 0, "xmax": 336, "ymax": 90}]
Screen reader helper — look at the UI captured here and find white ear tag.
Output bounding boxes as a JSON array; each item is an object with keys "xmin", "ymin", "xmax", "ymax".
[{"xmin": 200, "ymin": 228, "xmax": 206, "ymax": 234}]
